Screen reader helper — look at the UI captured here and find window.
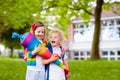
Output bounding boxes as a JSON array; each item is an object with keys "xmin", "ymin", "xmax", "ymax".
[
  {"xmin": 74, "ymin": 51, "xmax": 79, "ymax": 56},
  {"xmin": 102, "ymin": 51, "xmax": 108, "ymax": 55},
  {"xmin": 87, "ymin": 51, "xmax": 90, "ymax": 55},
  {"xmin": 102, "ymin": 21, "xmax": 107, "ymax": 26},
  {"xmin": 110, "ymin": 51, "xmax": 115, "ymax": 55},
  {"xmin": 117, "ymin": 27, "xmax": 120, "ymax": 38},
  {"xmin": 73, "ymin": 24, "xmax": 76, "ymax": 29},
  {"xmin": 79, "ymin": 30, "xmax": 84, "ymax": 34},
  {"xmin": 108, "ymin": 20, "xmax": 114, "ymax": 26},
  {"xmin": 116, "ymin": 19, "xmax": 120, "ymax": 25},
  {"xmin": 80, "ymin": 51, "xmax": 84, "ymax": 56},
  {"xmin": 73, "ymin": 24, "xmax": 78, "ymax": 29},
  {"xmin": 74, "ymin": 30, "xmax": 78, "ymax": 34},
  {"xmin": 80, "ymin": 24, "xmax": 84, "ymax": 28},
  {"xmin": 117, "ymin": 51, "xmax": 120, "ymax": 55},
  {"xmin": 73, "ymin": 23, "xmax": 83, "ymax": 29}
]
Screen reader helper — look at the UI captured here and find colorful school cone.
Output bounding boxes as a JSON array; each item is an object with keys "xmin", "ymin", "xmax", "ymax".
[
  {"xmin": 21, "ymin": 32, "xmax": 41, "ymax": 51},
  {"xmin": 53, "ymin": 59, "xmax": 67, "ymax": 69},
  {"xmin": 38, "ymin": 43, "xmax": 67, "ymax": 69},
  {"xmin": 38, "ymin": 43, "xmax": 52, "ymax": 59},
  {"xmin": 12, "ymin": 32, "xmax": 41, "ymax": 51},
  {"xmin": 12, "ymin": 32, "xmax": 66, "ymax": 69}
]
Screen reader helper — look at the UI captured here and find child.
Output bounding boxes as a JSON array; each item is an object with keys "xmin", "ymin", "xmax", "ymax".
[
  {"xmin": 25, "ymin": 21, "xmax": 47, "ymax": 80},
  {"xmin": 43, "ymin": 29, "xmax": 70, "ymax": 80}
]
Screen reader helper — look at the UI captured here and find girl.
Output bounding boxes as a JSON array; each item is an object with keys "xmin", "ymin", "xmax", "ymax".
[
  {"xmin": 25, "ymin": 21, "xmax": 46, "ymax": 80},
  {"xmin": 43, "ymin": 29, "xmax": 70, "ymax": 80}
]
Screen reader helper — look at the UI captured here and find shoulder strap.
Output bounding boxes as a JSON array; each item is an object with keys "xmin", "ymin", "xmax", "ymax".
[
  {"xmin": 47, "ymin": 42, "xmax": 53, "ymax": 53},
  {"xmin": 45, "ymin": 42, "xmax": 52, "ymax": 80},
  {"xmin": 62, "ymin": 53, "xmax": 65, "ymax": 61},
  {"xmin": 60, "ymin": 46, "xmax": 65, "ymax": 60}
]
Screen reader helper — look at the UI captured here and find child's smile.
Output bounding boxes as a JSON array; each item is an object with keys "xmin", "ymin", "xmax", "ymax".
[
  {"xmin": 51, "ymin": 41, "xmax": 55, "ymax": 43},
  {"xmin": 49, "ymin": 33, "xmax": 60, "ymax": 47}
]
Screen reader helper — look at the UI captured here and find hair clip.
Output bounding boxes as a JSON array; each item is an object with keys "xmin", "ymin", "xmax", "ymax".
[{"xmin": 31, "ymin": 24, "xmax": 36, "ymax": 31}]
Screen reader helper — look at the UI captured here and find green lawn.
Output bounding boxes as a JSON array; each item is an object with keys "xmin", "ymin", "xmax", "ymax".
[
  {"xmin": 0, "ymin": 57, "xmax": 120, "ymax": 80},
  {"xmin": 68, "ymin": 60, "xmax": 120, "ymax": 80}
]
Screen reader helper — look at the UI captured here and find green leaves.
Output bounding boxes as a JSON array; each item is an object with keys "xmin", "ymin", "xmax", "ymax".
[
  {"xmin": 0, "ymin": 0, "xmax": 45, "ymax": 49},
  {"xmin": 41, "ymin": 0, "xmax": 94, "ymax": 37}
]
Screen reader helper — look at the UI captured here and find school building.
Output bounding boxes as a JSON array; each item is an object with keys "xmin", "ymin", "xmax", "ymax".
[{"xmin": 68, "ymin": 12, "xmax": 120, "ymax": 60}]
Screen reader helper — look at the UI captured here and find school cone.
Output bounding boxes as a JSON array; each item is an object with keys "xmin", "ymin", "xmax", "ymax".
[
  {"xmin": 12, "ymin": 32, "xmax": 66, "ymax": 69},
  {"xmin": 38, "ymin": 43, "xmax": 67, "ymax": 69},
  {"xmin": 12, "ymin": 32, "xmax": 41, "ymax": 51}
]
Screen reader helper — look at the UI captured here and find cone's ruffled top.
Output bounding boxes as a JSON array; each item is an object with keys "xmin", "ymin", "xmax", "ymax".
[{"xmin": 12, "ymin": 32, "xmax": 41, "ymax": 51}]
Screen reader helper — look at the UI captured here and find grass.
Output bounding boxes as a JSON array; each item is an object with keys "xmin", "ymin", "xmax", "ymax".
[
  {"xmin": 0, "ymin": 57, "xmax": 26, "ymax": 80},
  {"xmin": 0, "ymin": 57, "xmax": 120, "ymax": 80},
  {"xmin": 68, "ymin": 60, "xmax": 120, "ymax": 80}
]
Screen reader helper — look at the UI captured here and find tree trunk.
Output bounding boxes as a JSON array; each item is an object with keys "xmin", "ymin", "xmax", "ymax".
[
  {"xmin": 9, "ymin": 47, "xmax": 13, "ymax": 58},
  {"xmin": 90, "ymin": 0, "xmax": 104, "ymax": 59}
]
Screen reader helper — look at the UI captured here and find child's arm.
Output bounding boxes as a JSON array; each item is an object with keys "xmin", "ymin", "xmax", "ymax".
[
  {"xmin": 23, "ymin": 48, "xmax": 28, "ymax": 61},
  {"xmin": 63, "ymin": 60, "xmax": 69, "ymax": 70},
  {"xmin": 32, "ymin": 45, "xmax": 41, "ymax": 55},
  {"xmin": 63, "ymin": 59, "xmax": 70, "ymax": 78},
  {"xmin": 61, "ymin": 43, "xmax": 68, "ymax": 53},
  {"xmin": 26, "ymin": 45, "xmax": 42, "ymax": 58},
  {"xmin": 42, "ymin": 53, "xmax": 59, "ymax": 64}
]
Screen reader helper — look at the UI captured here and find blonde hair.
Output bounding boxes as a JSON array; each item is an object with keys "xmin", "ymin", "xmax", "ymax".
[{"xmin": 48, "ymin": 28, "xmax": 64, "ymax": 41}]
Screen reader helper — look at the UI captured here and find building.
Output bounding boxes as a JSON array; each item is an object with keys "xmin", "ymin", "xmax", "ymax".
[{"xmin": 68, "ymin": 12, "xmax": 120, "ymax": 60}]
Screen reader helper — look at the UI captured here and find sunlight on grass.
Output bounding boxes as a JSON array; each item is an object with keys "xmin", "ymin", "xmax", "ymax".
[
  {"xmin": 0, "ymin": 58, "xmax": 120, "ymax": 80},
  {"xmin": 0, "ymin": 58, "xmax": 26, "ymax": 80},
  {"xmin": 68, "ymin": 60, "xmax": 120, "ymax": 80}
]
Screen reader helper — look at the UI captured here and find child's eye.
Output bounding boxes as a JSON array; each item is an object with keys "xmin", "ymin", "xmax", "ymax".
[
  {"xmin": 54, "ymin": 37, "xmax": 57, "ymax": 39},
  {"xmin": 42, "ymin": 31, "xmax": 44, "ymax": 33},
  {"xmin": 38, "ymin": 31, "xmax": 41, "ymax": 33}
]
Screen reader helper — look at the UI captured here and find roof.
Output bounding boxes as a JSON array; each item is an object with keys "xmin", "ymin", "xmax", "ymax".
[
  {"xmin": 101, "ymin": 12, "xmax": 119, "ymax": 18},
  {"xmin": 71, "ymin": 12, "xmax": 120, "ymax": 23}
]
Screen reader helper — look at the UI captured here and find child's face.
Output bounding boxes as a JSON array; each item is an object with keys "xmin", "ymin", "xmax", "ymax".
[
  {"xmin": 49, "ymin": 33, "xmax": 60, "ymax": 47},
  {"xmin": 34, "ymin": 27, "xmax": 45, "ymax": 40}
]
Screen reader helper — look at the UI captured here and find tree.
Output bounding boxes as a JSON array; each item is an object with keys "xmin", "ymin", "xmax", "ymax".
[
  {"xmin": 0, "ymin": 0, "xmax": 45, "ymax": 57},
  {"xmin": 0, "ymin": 0, "xmax": 116, "ymax": 59},
  {"xmin": 111, "ymin": 3, "xmax": 120, "ymax": 15},
  {"xmin": 91, "ymin": 0, "xmax": 104, "ymax": 59},
  {"xmin": 40, "ymin": 0, "xmax": 104, "ymax": 59},
  {"xmin": 0, "ymin": 26, "xmax": 29, "ymax": 57},
  {"xmin": 103, "ymin": 1, "xmax": 120, "ymax": 15},
  {"xmin": 41, "ymin": 0, "xmax": 94, "ymax": 37}
]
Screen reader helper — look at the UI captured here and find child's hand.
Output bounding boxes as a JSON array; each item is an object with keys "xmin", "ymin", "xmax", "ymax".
[
  {"xmin": 53, "ymin": 54, "xmax": 59, "ymax": 57},
  {"xmin": 32, "ymin": 45, "xmax": 41, "ymax": 55},
  {"xmin": 65, "ymin": 69, "xmax": 70, "ymax": 79},
  {"xmin": 53, "ymin": 53, "xmax": 62, "ymax": 59},
  {"xmin": 61, "ymin": 43, "xmax": 68, "ymax": 53},
  {"xmin": 50, "ymin": 53, "xmax": 59, "ymax": 62},
  {"xmin": 42, "ymin": 53, "xmax": 59, "ymax": 64}
]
